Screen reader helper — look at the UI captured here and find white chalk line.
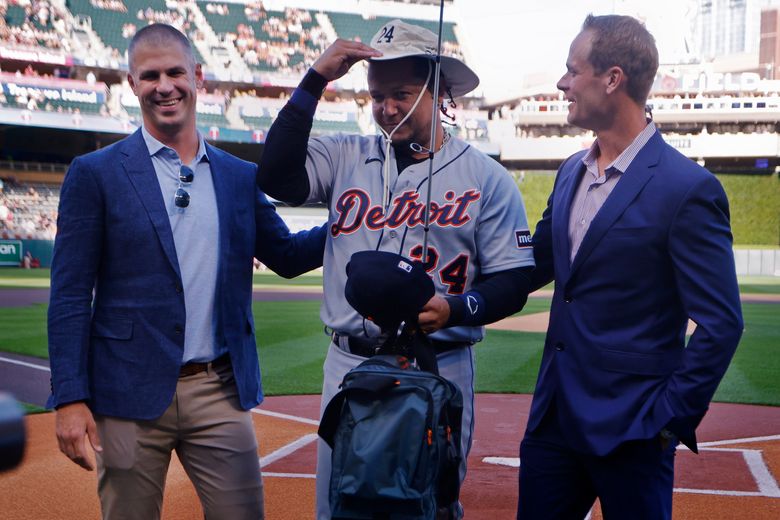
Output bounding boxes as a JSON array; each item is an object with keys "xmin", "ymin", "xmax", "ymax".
[
  {"xmin": 0, "ymin": 355, "xmax": 50, "ymax": 372},
  {"xmin": 482, "ymin": 434, "xmax": 780, "ymax": 498},
  {"xmin": 4, "ymin": 355, "xmax": 778, "ymax": 497}
]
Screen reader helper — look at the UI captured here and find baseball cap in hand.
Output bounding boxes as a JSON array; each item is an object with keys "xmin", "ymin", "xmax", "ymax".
[
  {"xmin": 345, "ymin": 251, "xmax": 435, "ymax": 331},
  {"xmin": 369, "ymin": 19, "xmax": 479, "ymax": 98}
]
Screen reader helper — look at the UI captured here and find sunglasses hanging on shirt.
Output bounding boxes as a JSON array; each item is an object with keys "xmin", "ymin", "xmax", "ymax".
[{"xmin": 175, "ymin": 165, "xmax": 194, "ymax": 209}]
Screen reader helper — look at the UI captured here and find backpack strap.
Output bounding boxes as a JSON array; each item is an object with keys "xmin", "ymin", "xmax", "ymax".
[{"xmin": 317, "ymin": 373, "xmax": 399, "ymax": 448}]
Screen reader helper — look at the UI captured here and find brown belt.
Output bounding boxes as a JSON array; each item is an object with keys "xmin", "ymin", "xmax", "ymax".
[{"xmin": 179, "ymin": 354, "xmax": 230, "ymax": 378}]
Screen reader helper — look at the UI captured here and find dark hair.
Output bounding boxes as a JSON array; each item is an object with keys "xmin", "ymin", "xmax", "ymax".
[
  {"xmin": 128, "ymin": 24, "xmax": 195, "ymax": 71},
  {"xmin": 582, "ymin": 14, "xmax": 658, "ymax": 105}
]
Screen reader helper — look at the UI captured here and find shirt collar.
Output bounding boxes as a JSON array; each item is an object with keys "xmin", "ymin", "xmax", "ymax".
[
  {"xmin": 582, "ymin": 120, "xmax": 656, "ymax": 175},
  {"xmin": 141, "ymin": 126, "xmax": 210, "ymax": 164}
]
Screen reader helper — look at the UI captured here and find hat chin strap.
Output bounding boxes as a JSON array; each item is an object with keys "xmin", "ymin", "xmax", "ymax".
[{"xmin": 377, "ymin": 61, "xmax": 432, "ymax": 211}]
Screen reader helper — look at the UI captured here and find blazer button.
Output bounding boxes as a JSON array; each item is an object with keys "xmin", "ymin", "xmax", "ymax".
[
  {"xmin": 555, "ymin": 342, "xmax": 565, "ymax": 351},
  {"xmin": 563, "ymin": 295, "xmax": 572, "ymax": 303},
  {"xmin": 175, "ymin": 284, "xmax": 183, "ymax": 293},
  {"xmin": 174, "ymin": 325, "xmax": 183, "ymax": 335}
]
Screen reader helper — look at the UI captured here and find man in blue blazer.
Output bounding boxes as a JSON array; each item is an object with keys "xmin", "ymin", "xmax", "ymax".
[
  {"xmin": 517, "ymin": 15, "xmax": 743, "ymax": 520},
  {"xmin": 47, "ymin": 24, "xmax": 325, "ymax": 519}
]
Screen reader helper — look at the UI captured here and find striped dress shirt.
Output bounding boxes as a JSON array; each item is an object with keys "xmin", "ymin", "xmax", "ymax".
[{"xmin": 568, "ymin": 121, "xmax": 657, "ymax": 263}]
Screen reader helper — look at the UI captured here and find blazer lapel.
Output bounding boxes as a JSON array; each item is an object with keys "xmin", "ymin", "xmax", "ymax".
[
  {"xmin": 205, "ymin": 143, "xmax": 231, "ymax": 268},
  {"xmin": 568, "ymin": 131, "xmax": 663, "ymax": 278},
  {"xmin": 120, "ymin": 130, "xmax": 182, "ymax": 279},
  {"xmin": 552, "ymin": 155, "xmax": 586, "ymax": 282}
]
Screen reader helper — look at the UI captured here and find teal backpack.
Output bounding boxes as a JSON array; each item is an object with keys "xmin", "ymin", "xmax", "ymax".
[{"xmin": 319, "ymin": 354, "xmax": 463, "ymax": 520}]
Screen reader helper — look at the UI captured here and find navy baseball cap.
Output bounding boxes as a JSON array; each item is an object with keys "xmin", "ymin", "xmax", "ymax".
[{"xmin": 345, "ymin": 251, "xmax": 435, "ymax": 330}]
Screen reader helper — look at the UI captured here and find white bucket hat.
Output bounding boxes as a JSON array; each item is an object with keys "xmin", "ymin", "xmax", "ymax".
[{"xmin": 368, "ymin": 19, "xmax": 479, "ymax": 98}]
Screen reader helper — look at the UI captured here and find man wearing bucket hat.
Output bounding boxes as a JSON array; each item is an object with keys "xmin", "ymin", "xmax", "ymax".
[{"xmin": 258, "ymin": 19, "xmax": 535, "ymax": 519}]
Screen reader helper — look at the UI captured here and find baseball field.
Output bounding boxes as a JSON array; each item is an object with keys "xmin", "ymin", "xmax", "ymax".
[{"xmin": 1, "ymin": 268, "xmax": 779, "ymax": 518}]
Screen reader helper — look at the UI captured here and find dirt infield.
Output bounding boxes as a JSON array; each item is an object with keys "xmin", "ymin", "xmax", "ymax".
[
  {"xmin": 1, "ymin": 287, "xmax": 779, "ymax": 518},
  {"xmin": 1, "ymin": 395, "xmax": 778, "ymax": 519}
]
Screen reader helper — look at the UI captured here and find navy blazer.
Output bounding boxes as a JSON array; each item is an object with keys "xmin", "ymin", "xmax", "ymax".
[
  {"xmin": 47, "ymin": 129, "xmax": 325, "ymax": 419},
  {"xmin": 528, "ymin": 130, "xmax": 743, "ymax": 455}
]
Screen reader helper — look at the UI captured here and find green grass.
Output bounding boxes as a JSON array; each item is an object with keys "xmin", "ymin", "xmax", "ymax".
[
  {"xmin": 4, "ymin": 297, "xmax": 775, "ymax": 405},
  {"xmin": 738, "ymin": 276, "xmax": 780, "ymax": 295},
  {"xmin": 21, "ymin": 402, "xmax": 47, "ymax": 414},
  {"xmin": 0, "ymin": 268, "xmax": 325, "ymax": 289},
  {"xmin": 0, "ymin": 304, "xmax": 48, "ymax": 358},
  {"xmin": 712, "ymin": 303, "xmax": 780, "ymax": 406},
  {"xmin": 0, "ymin": 268, "xmax": 51, "ymax": 288},
  {"xmin": 514, "ymin": 171, "xmax": 555, "ymax": 234},
  {"xmin": 252, "ymin": 270, "xmax": 323, "ymax": 288},
  {"xmin": 473, "ymin": 301, "xmax": 780, "ymax": 406},
  {"xmin": 254, "ymin": 300, "xmax": 328, "ymax": 395},
  {"xmin": 7, "ymin": 269, "xmax": 777, "ymax": 295}
]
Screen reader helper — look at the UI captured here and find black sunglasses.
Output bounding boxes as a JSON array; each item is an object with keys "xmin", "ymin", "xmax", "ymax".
[{"xmin": 174, "ymin": 165, "xmax": 194, "ymax": 209}]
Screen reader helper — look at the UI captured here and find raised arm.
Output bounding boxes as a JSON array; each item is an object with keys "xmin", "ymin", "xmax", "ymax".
[
  {"xmin": 253, "ymin": 186, "xmax": 327, "ymax": 278},
  {"xmin": 257, "ymin": 40, "xmax": 380, "ymax": 205}
]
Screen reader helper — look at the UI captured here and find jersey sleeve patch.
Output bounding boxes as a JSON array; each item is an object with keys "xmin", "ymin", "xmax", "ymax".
[{"xmin": 515, "ymin": 230, "xmax": 533, "ymax": 249}]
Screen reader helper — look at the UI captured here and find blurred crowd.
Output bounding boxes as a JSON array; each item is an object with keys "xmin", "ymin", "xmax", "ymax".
[
  {"xmin": 0, "ymin": 0, "xmax": 69, "ymax": 50},
  {"xmin": 0, "ymin": 181, "xmax": 58, "ymax": 240}
]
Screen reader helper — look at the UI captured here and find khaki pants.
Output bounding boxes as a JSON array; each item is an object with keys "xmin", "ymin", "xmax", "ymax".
[{"xmin": 95, "ymin": 362, "xmax": 264, "ymax": 520}]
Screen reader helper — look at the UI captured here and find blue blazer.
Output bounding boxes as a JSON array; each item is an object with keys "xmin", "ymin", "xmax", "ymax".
[
  {"xmin": 528, "ymin": 130, "xmax": 743, "ymax": 455},
  {"xmin": 47, "ymin": 129, "xmax": 325, "ymax": 419}
]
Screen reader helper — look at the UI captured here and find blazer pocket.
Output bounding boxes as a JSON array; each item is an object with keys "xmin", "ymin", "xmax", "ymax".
[
  {"xmin": 91, "ymin": 316, "xmax": 134, "ymax": 340},
  {"xmin": 599, "ymin": 348, "xmax": 678, "ymax": 376}
]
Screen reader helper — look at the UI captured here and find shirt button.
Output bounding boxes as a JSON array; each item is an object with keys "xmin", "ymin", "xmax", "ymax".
[{"xmin": 389, "ymin": 230, "xmax": 397, "ymax": 238}]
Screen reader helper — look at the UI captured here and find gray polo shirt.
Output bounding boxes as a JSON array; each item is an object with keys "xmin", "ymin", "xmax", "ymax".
[
  {"xmin": 568, "ymin": 121, "xmax": 656, "ymax": 263},
  {"xmin": 142, "ymin": 127, "xmax": 222, "ymax": 363}
]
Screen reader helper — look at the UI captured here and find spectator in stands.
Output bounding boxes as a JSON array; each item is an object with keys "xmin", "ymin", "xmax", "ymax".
[
  {"xmin": 47, "ymin": 24, "xmax": 325, "ymax": 520},
  {"xmin": 71, "ymin": 107, "xmax": 82, "ymax": 126}
]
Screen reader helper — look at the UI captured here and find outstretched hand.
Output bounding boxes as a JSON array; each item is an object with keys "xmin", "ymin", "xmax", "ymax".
[
  {"xmin": 418, "ymin": 295, "xmax": 450, "ymax": 335},
  {"xmin": 55, "ymin": 401, "xmax": 102, "ymax": 471},
  {"xmin": 312, "ymin": 39, "xmax": 382, "ymax": 82}
]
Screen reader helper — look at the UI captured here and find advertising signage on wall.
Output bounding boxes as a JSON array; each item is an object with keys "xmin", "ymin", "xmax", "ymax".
[
  {"xmin": 0, "ymin": 73, "xmax": 106, "ymax": 104},
  {"xmin": 0, "ymin": 240, "xmax": 22, "ymax": 266},
  {"xmin": 0, "ymin": 46, "xmax": 72, "ymax": 66}
]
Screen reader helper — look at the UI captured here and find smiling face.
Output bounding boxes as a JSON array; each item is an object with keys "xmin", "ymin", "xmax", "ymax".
[
  {"xmin": 557, "ymin": 30, "xmax": 613, "ymax": 132},
  {"xmin": 127, "ymin": 38, "xmax": 202, "ymax": 143},
  {"xmin": 367, "ymin": 58, "xmax": 441, "ymax": 153}
]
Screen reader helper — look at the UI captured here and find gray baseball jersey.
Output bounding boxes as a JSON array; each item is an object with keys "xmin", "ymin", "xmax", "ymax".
[{"xmin": 304, "ymin": 133, "xmax": 535, "ymax": 342}]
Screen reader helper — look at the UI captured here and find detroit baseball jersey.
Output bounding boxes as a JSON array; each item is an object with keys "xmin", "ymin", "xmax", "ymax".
[
  {"xmin": 306, "ymin": 133, "xmax": 535, "ymax": 341},
  {"xmin": 306, "ymin": 130, "xmax": 535, "ymax": 520}
]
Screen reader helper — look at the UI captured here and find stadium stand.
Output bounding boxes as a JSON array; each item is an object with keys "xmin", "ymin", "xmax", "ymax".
[
  {"xmin": 326, "ymin": 10, "xmax": 458, "ymax": 53},
  {"xmin": 198, "ymin": 2, "xmax": 328, "ymax": 74},
  {"xmin": 0, "ymin": 0, "xmax": 67, "ymax": 49},
  {"xmin": 235, "ymin": 93, "xmax": 361, "ymax": 135},
  {"xmin": 66, "ymin": 0, "xmax": 205, "ymax": 63},
  {"xmin": 0, "ymin": 181, "xmax": 59, "ymax": 240},
  {"xmin": 3, "ymin": 0, "xmax": 776, "ymax": 174}
]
